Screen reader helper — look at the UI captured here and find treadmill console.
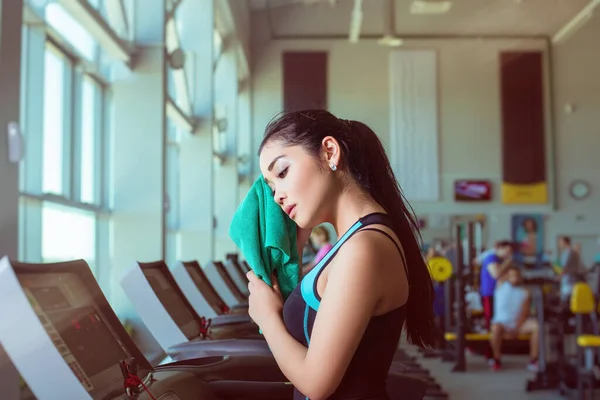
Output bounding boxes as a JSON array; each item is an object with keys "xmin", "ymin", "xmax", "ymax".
[
  {"xmin": 142, "ymin": 267, "xmax": 201, "ymax": 340},
  {"xmin": 17, "ymin": 272, "xmax": 139, "ymax": 400},
  {"xmin": 184, "ymin": 263, "xmax": 228, "ymax": 314}
]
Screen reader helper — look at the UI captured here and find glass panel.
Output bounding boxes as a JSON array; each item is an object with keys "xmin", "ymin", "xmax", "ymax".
[
  {"xmin": 166, "ymin": 144, "xmax": 180, "ymax": 229},
  {"xmin": 167, "ymin": 68, "xmax": 175, "ymax": 99},
  {"xmin": 42, "ymin": 48, "xmax": 65, "ymax": 195},
  {"xmin": 46, "ymin": 3, "xmax": 98, "ymax": 62},
  {"xmin": 81, "ymin": 77, "xmax": 97, "ymax": 204},
  {"xmin": 165, "ymin": 18, "xmax": 179, "ymax": 53},
  {"xmin": 41, "ymin": 202, "xmax": 96, "ymax": 266},
  {"xmin": 213, "ymin": 29, "xmax": 223, "ymax": 61},
  {"xmin": 166, "ymin": 119, "xmax": 181, "ymax": 143},
  {"xmin": 165, "ymin": 231, "xmax": 180, "ymax": 266},
  {"xmin": 103, "ymin": 0, "xmax": 129, "ymax": 39}
]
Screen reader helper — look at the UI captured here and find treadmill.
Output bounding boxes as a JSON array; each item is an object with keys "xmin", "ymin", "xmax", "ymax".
[
  {"xmin": 171, "ymin": 260, "xmax": 250, "ymax": 323},
  {"xmin": 204, "ymin": 261, "xmax": 248, "ymax": 308},
  {"xmin": 240, "ymin": 260, "xmax": 251, "ymax": 274},
  {"xmin": 0, "ymin": 257, "xmax": 292, "ymax": 400},
  {"xmin": 222, "ymin": 258, "xmax": 250, "ymax": 297},
  {"xmin": 144, "ymin": 260, "xmax": 254, "ymax": 330},
  {"xmin": 121, "ymin": 261, "xmax": 273, "ymax": 361},
  {"xmin": 127, "ymin": 260, "xmax": 428, "ymax": 373}
]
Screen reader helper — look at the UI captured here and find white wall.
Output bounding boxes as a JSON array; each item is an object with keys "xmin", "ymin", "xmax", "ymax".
[
  {"xmin": 551, "ymin": 13, "xmax": 600, "ymax": 244},
  {"xmin": 250, "ymin": 9, "xmax": 600, "ymax": 257},
  {"xmin": 110, "ymin": 46, "xmax": 166, "ymax": 356},
  {"xmin": 178, "ymin": 0, "xmax": 215, "ymax": 266},
  {"xmin": 213, "ymin": 50, "xmax": 241, "ymax": 259}
]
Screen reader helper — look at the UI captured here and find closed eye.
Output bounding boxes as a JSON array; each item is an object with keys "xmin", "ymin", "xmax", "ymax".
[{"xmin": 278, "ymin": 167, "xmax": 288, "ymax": 179}]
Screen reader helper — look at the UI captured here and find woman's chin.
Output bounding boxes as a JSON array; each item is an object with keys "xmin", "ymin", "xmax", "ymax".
[{"xmin": 294, "ymin": 214, "xmax": 313, "ymax": 230}]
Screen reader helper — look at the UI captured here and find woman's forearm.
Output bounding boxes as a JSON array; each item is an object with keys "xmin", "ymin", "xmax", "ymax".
[{"xmin": 261, "ymin": 315, "xmax": 309, "ymax": 384}]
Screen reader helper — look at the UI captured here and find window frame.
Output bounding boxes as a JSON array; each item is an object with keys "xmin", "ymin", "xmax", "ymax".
[{"xmin": 19, "ymin": 21, "xmax": 112, "ymax": 281}]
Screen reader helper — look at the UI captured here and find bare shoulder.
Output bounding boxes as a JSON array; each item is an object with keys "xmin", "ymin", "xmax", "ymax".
[{"xmin": 328, "ymin": 226, "xmax": 405, "ymax": 281}]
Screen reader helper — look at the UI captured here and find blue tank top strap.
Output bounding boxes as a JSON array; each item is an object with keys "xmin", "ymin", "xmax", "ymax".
[{"xmin": 301, "ymin": 213, "xmax": 399, "ymax": 311}]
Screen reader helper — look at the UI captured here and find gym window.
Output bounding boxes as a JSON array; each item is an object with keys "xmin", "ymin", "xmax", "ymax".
[
  {"xmin": 19, "ymin": 18, "xmax": 111, "ymax": 281},
  {"xmin": 165, "ymin": 119, "xmax": 182, "ymax": 266}
]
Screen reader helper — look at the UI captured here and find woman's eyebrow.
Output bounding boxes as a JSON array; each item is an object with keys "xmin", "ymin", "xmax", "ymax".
[{"xmin": 267, "ymin": 155, "xmax": 284, "ymax": 172}]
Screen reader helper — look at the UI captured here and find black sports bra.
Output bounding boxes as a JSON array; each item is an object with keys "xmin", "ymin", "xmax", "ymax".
[{"xmin": 282, "ymin": 213, "xmax": 409, "ymax": 400}]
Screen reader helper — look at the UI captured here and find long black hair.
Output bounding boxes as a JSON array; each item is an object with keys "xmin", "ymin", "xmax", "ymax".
[{"xmin": 258, "ymin": 109, "xmax": 435, "ymax": 348}]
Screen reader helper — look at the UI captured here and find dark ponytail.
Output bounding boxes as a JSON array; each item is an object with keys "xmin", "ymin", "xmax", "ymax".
[{"xmin": 259, "ymin": 110, "xmax": 435, "ymax": 348}]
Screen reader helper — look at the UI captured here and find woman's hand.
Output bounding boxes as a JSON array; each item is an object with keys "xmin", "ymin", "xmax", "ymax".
[{"xmin": 247, "ymin": 271, "xmax": 284, "ymax": 328}]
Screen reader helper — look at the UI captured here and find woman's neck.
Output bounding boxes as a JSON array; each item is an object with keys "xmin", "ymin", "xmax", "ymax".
[{"xmin": 329, "ymin": 186, "xmax": 386, "ymax": 237}]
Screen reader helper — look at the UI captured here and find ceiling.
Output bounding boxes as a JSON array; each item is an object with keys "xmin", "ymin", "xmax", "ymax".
[{"xmin": 249, "ymin": 0, "xmax": 593, "ymax": 37}]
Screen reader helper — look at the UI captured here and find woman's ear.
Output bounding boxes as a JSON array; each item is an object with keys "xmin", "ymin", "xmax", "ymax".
[{"xmin": 321, "ymin": 136, "xmax": 341, "ymax": 167}]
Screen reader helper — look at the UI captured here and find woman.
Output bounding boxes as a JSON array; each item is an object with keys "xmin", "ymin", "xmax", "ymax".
[
  {"xmin": 246, "ymin": 110, "xmax": 435, "ymax": 399},
  {"xmin": 303, "ymin": 226, "xmax": 334, "ymax": 274}
]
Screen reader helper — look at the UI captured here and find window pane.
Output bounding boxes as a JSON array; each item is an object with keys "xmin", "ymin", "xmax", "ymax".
[
  {"xmin": 46, "ymin": 3, "xmax": 98, "ymax": 62},
  {"xmin": 213, "ymin": 29, "xmax": 223, "ymax": 61},
  {"xmin": 167, "ymin": 119, "xmax": 181, "ymax": 143},
  {"xmin": 41, "ymin": 202, "xmax": 96, "ymax": 265},
  {"xmin": 165, "ymin": 231, "xmax": 180, "ymax": 266},
  {"xmin": 166, "ymin": 144, "xmax": 180, "ymax": 229},
  {"xmin": 167, "ymin": 68, "xmax": 175, "ymax": 99},
  {"xmin": 43, "ymin": 49, "xmax": 65, "ymax": 195},
  {"xmin": 81, "ymin": 77, "xmax": 97, "ymax": 204}
]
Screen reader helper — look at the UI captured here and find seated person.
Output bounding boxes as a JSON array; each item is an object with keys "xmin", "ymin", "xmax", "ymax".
[
  {"xmin": 479, "ymin": 241, "xmax": 514, "ymax": 330},
  {"xmin": 489, "ymin": 266, "xmax": 539, "ymax": 371}
]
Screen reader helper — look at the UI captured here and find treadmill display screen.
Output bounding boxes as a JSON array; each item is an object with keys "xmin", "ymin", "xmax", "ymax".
[
  {"xmin": 51, "ymin": 306, "xmax": 127, "ymax": 377},
  {"xmin": 143, "ymin": 268, "xmax": 200, "ymax": 340},
  {"xmin": 18, "ymin": 272, "xmax": 132, "ymax": 398},
  {"xmin": 29, "ymin": 286, "xmax": 71, "ymax": 312}
]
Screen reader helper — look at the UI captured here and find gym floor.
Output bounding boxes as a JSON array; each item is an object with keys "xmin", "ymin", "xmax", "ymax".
[{"xmin": 403, "ymin": 346, "xmax": 565, "ymax": 399}]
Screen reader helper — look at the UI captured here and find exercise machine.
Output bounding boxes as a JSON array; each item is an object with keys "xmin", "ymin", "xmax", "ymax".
[
  {"xmin": 174, "ymin": 260, "xmax": 247, "ymax": 315},
  {"xmin": 559, "ymin": 282, "xmax": 600, "ymax": 400},
  {"xmin": 170, "ymin": 260, "xmax": 252, "ymax": 326},
  {"xmin": 223, "ymin": 254, "xmax": 250, "ymax": 296},
  {"xmin": 443, "ymin": 221, "xmax": 532, "ymax": 370},
  {"xmin": 0, "ymin": 256, "xmax": 292, "ymax": 400},
  {"xmin": 120, "ymin": 260, "xmax": 272, "ymax": 361},
  {"xmin": 204, "ymin": 261, "xmax": 248, "ymax": 307}
]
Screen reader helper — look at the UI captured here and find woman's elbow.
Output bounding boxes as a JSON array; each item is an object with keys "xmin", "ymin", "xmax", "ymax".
[
  {"xmin": 301, "ymin": 377, "xmax": 341, "ymax": 400},
  {"xmin": 302, "ymin": 388, "xmax": 335, "ymax": 400}
]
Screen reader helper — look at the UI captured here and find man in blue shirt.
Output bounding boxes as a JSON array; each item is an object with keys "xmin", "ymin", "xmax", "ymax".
[{"xmin": 480, "ymin": 241, "xmax": 514, "ymax": 330}]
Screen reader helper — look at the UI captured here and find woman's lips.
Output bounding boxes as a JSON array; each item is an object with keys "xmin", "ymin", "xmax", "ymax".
[{"xmin": 285, "ymin": 205, "xmax": 296, "ymax": 218}]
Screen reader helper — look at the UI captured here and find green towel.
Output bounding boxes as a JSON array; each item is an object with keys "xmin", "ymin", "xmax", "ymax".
[{"xmin": 229, "ymin": 175, "xmax": 299, "ymax": 299}]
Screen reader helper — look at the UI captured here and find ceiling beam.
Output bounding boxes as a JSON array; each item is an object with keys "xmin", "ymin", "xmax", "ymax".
[{"xmin": 552, "ymin": 0, "xmax": 599, "ymax": 45}]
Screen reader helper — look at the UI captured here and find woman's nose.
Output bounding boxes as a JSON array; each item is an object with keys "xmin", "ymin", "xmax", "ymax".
[{"xmin": 274, "ymin": 189, "xmax": 285, "ymax": 205}]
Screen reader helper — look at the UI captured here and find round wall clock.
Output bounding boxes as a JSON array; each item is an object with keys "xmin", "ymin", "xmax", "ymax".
[{"xmin": 569, "ymin": 180, "xmax": 591, "ymax": 200}]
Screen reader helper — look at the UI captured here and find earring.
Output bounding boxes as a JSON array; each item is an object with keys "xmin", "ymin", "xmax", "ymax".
[{"xmin": 330, "ymin": 163, "xmax": 337, "ymax": 171}]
